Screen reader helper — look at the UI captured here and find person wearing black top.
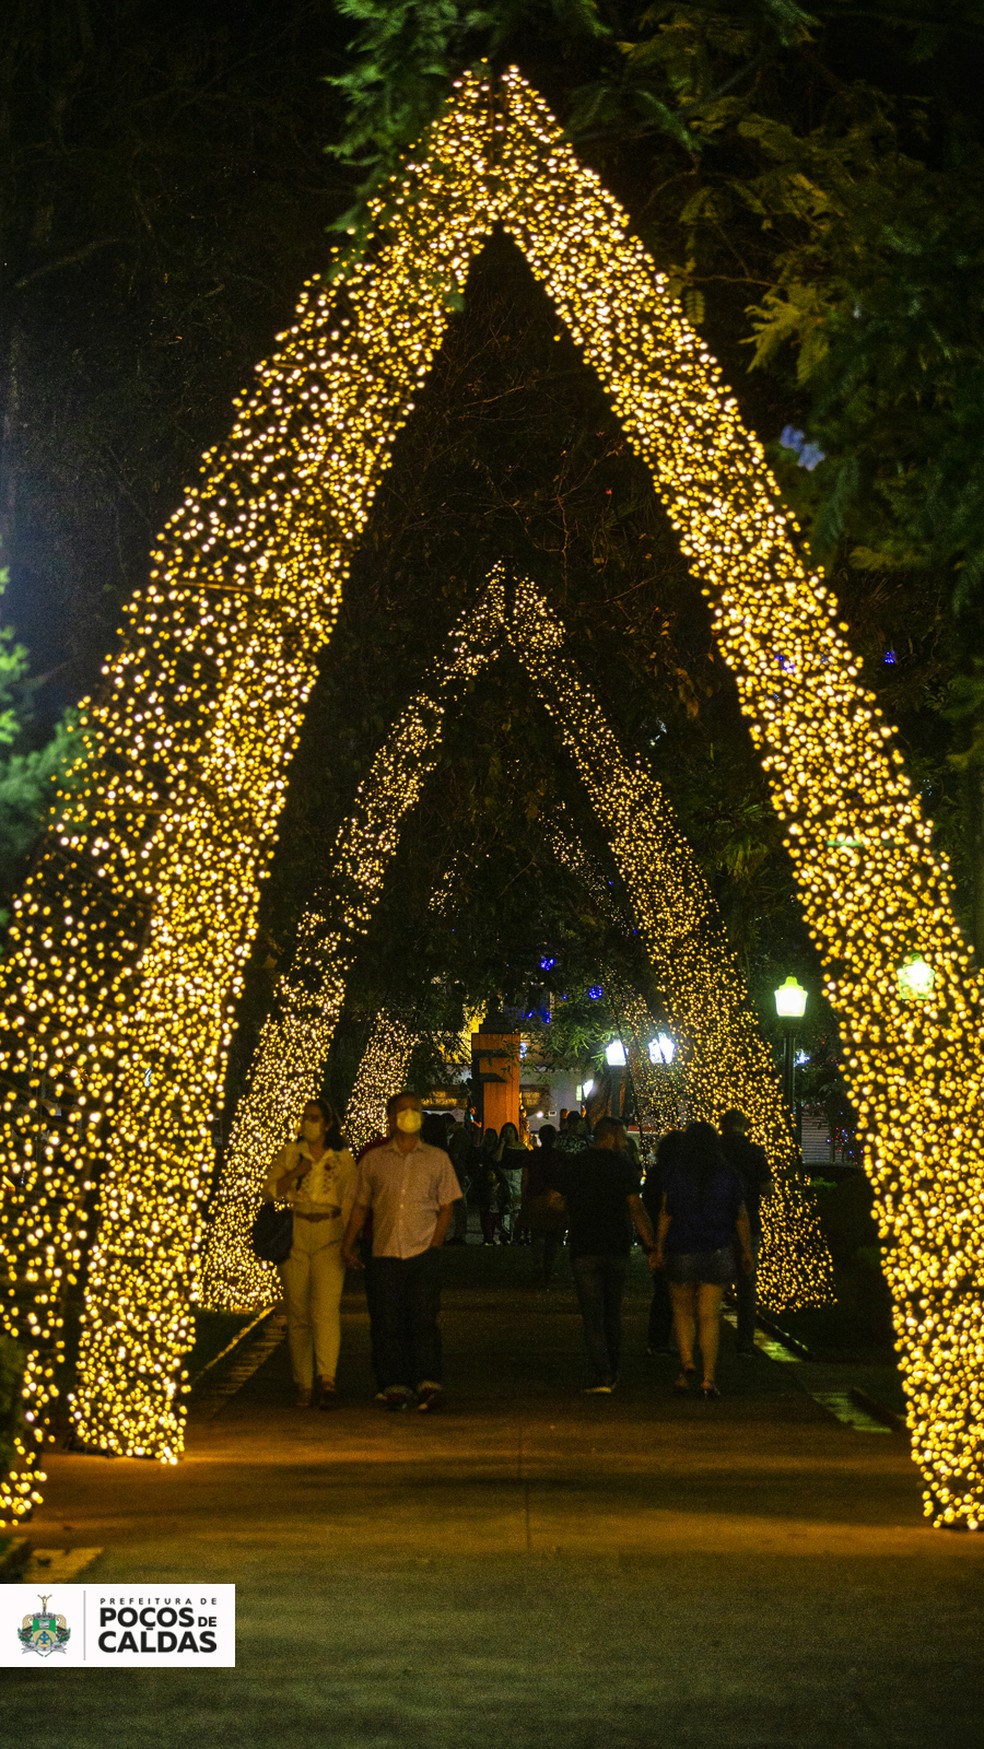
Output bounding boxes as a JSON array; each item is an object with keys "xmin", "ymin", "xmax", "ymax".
[
  {"xmin": 642, "ymin": 1129, "xmax": 685, "ymax": 1354},
  {"xmin": 475, "ymin": 1127, "xmax": 506, "ymax": 1245},
  {"xmin": 656, "ymin": 1121, "xmax": 754, "ymax": 1399},
  {"xmin": 719, "ymin": 1109, "xmax": 772, "ymax": 1356},
  {"xmin": 556, "ymin": 1115, "xmax": 659, "ymax": 1392},
  {"xmin": 496, "ymin": 1121, "xmax": 528, "ymax": 1243},
  {"xmin": 522, "ymin": 1123, "xmax": 567, "ymax": 1286}
]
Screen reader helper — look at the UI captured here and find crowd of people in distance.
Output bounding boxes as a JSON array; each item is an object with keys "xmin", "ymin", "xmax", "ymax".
[{"xmin": 261, "ymin": 1095, "xmax": 771, "ymax": 1413}]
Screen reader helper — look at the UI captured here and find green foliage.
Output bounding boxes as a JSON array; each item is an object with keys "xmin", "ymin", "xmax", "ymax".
[
  {"xmin": 0, "ymin": 559, "xmax": 77, "ymax": 919},
  {"xmin": 326, "ymin": 0, "xmax": 610, "ymax": 209}
]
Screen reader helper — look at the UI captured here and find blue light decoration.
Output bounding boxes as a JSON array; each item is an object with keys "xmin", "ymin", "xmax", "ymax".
[
  {"xmin": 884, "ymin": 649, "xmax": 898, "ymax": 666},
  {"xmin": 539, "ymin": 955, "xmax": 557, "ymax": 971},
  {"xmin": 779, "ymin": 424, "xmax": 825, "ymax": 471},
  {"xmin": 588, "ymin": 985, "xmax": 603, "ymax": 1001}
]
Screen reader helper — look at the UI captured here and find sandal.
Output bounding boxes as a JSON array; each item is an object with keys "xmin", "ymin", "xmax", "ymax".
[
  {"xmin": 673, "ymin": 1365, "xmax": 697, "ymax": 1396},
  {"xmin": 700, "ymin": 1382, "xmax": 721, "ymax": 1401}
]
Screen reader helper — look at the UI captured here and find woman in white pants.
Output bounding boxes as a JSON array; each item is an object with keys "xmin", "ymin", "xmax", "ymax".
[{"xmin": 263, "ymin": 1098, "xmax": 357, "ymax": 1408}]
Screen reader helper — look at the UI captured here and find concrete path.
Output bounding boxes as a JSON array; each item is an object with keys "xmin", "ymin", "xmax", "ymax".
[{"xmin": 5, "ymin": 1248, "xmax": 983, "ymax": 1746}]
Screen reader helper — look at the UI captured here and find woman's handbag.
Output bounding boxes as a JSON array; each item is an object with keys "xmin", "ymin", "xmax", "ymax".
[{"xmin": 250, "ymin": 1201, "xmax": 293, "ymax": 1263}]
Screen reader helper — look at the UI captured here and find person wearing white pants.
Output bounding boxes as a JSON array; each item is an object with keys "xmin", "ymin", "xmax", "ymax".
[{"xmin": 264, "ymin": 1098, "xmax": 357, "ymax": 1408}]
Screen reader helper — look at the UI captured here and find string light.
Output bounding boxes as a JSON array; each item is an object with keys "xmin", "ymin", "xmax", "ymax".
[
  {"xmin": 0, "ymin": 67, "xmax": 977, "ymax": 1527},
  {"xmin": 344, "ymin": 1011, "xmax": 417, "ymax": 1161},
  {"xmin": 206, "ymin": 570, "xmax": 832, "ymax": 1316},
  {"xmin": 200, "ymin": 593, "xmax": 500, "ymax": 1312},
  {"xmin": 494, "ymin": 72, "xmax": 984, "ymax": 1527},
  {"xmin": 510, "ymin": 584, "xmax": 831, "ymax": 1309}
]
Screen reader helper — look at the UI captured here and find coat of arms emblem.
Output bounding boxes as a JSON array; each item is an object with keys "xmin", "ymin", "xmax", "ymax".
[{"xmin": 18, "ymin": 1595, "xmax": 71, "ymax": 1657}]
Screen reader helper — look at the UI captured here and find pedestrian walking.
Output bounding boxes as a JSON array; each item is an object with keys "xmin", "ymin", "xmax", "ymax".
[
  {"xmin": 554, "ymin": 1110, "xmax": 590, "ymax": 1159},
  {"xmin": 341, "ymin": 1092, "xmax": 461, "ymax": 1412},
  {"xmin": 475, "ymin": 1126, "xmax": 506, "ymax": 1245},
  {"xmin": 263, "ymin": 1097, "xmax": 358, "ymax": 1409},
  {"xmin": 556, "ymin": 1115, "xmax": 658, "ymax": 1392},
  {"xmin": 719, "ymin": 1109, "xmax": 772, "ymax": 1356},
  {"xmin": 642, "ymin": 1129, "xmax": 684, "ymax": 1355},
  {"xmin": 496, "ymin": 1121, "xmax": 528, "ymax": 1242},
  {"xmin": 654, "ymin": 1120, "xmax": 754, "ymax": 1400},
  {"xmin": 447, "ymin": 1116, "xmax": 479, "ymax": 1244},
  {"xmin": 522, "ymin": 1123, "xmax": 567, "ymax": 1285}
]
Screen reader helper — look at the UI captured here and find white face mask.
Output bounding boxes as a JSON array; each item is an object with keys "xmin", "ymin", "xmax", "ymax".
[
  {"xmin": 301, "ymin": 1119, "xmax": 323, "ymax": 1142},
  {"xmin": 395, "ymin": 1108, "xmax": 423, "ymax": 1135}
]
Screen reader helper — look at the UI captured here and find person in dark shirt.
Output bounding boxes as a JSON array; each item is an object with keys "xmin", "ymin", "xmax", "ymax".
[
  {"xmin": 554, "ymin": 1111, "xmax": 589, "ymax": 1158},
  {"xmin": 522, "ymin": 1123, "xmax": 567, "ymax": 1286},
  {"xmin": 642, "ymin": 1129, "xmax": 685, "ymax": 1354},
  {"xmin": 496, "ymin": 1121, "xmax": 528, "ymax": 1243},
  {"xmin": 655, "ymin": 1120, "xmax": 753, "ymax": 1399},
  {"xmin": 719, "ymin": 1110, "xmax": 772, "ymax": 1356},
  {"xmin": 447, "ymin": 1118, "xmax": 479, "ymax": 1244},
  {"xmin": 557, "ymin": 1115, "xmax": 658, "ymax": 1392},
  {"xmin": 475, "ymin": 1127, "xmax": 506, "ymax": 1245}
]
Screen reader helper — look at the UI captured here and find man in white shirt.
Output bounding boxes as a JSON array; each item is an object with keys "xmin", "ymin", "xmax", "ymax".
[{"xmin": 342, "ymin": 1092, "xmax": 461, "ymax": 1411}]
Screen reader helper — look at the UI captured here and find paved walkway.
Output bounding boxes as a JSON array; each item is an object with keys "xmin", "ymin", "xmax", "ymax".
[{"xmin": 5, "ymin": 1248, "xmax": 983, "ymax": 1746}]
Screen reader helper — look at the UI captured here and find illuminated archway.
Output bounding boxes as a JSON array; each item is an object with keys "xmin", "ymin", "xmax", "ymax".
[
  {"xmin": 203, "ymin": 570, "xmax": 825, "ymax": 1313},
  {"xmin": 0, "ymin": 68, "xmax": 979, "ymax": 1526}
]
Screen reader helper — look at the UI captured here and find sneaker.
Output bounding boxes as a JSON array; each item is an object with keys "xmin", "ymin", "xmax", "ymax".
[
  {"xmin": 383, "ymin": 1387, "xmax": 412, "ymax": 1411},
  {"xmin": 582, "ymin": 1383, "xmax": 614, "ymax": 1394},
  {"xmin": 416, "ymin": 1382, "xmax": 444, "ymax": 1413}
]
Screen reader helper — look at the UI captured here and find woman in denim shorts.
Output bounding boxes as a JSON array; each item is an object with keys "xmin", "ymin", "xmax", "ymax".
[{"xmin": 654, "ymin": 1121, "xmax": 754, "ymax": 1399}]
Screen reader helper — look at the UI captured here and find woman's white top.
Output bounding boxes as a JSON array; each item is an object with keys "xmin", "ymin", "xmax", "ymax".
[{"xmin": 264, "ymin": 1141, "xmax": 358, "ymax": 1219}]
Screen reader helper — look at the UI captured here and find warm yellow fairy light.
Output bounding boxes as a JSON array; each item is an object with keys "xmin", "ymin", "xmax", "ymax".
[
  {"xmin": 207, "ymin": 569, "xmax": 831, "ymax": 1314},
  {"xmin": 344, "ymin": 1011, "xmax": 417, "ymax": 1161},
  {"xmin": 0, "ymin": 67, "xmax": 978, "ymax": 1527},
  {"xmin": 200, "ymin": 597, "xmax": 499, "ymax": 1312},
  {"xmin": 607, "ymin": 980, "xmax": 684, "ymax": 1139},
  {"xmin": 510, "ymin": 590, "xmax": 831, "ymax": 1308},
  {"xmin": 492, "ymin": 72, "xmax": 984, "ymax": 1528},
  {"xmin": 0, "ymin": 72, "xmax": 497, "ymax": 1504}
]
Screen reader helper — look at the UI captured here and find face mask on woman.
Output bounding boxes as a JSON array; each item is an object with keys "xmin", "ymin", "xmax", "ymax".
[{"xmin": 396, "ymin": 1108, "xmax": 423, "ymax": 1134}]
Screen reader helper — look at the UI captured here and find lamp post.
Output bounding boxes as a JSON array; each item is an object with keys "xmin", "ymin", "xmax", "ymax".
[
  {"xmin": 605, "ymin": 1036, "xmax": 627, "ymax": 1121},
  {"xmin": 774, "ymin": 976, "xmax": 808, "ymax": 1132},
  {"xmin": 647, "ymin": 1033, "xmax": 675, "ymax": 1067}
]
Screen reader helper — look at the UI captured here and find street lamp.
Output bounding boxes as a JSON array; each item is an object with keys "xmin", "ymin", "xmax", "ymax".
[
  {"xmin": 605, "ymin": 1037, "xmax": 626, "ymax": 1120},
  {"xmin": 647, "ymin": 1033, "xmax": 675, "ymax": 1065},
  {"xmin": 774, "ymin": 976, "xmax": 808, "ymax": 1126}
]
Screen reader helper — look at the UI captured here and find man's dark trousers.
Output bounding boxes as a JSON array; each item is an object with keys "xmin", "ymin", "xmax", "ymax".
[
  {"xmin": 571, "ymin": 1253, "xmax": 628, "ymax": 1386},
  {"xmin": 735, "ymin": 1235, "xmax": 760, "ymax": 1351},
  {"xmin": 371, "ymin": 1248, "xmax": 443, "ymax": 1389}
]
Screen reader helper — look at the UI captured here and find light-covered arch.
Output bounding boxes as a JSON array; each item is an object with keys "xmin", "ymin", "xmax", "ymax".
[
  {"xmin": 202, "ymin": 569, "xmax": 828, "ymax": 1316},
  {"xmin": 0, "ymin": 67, "xmax": 977, "ymax": 1526}
]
